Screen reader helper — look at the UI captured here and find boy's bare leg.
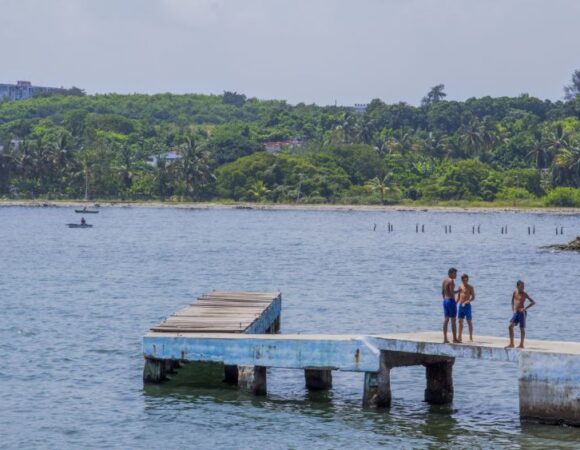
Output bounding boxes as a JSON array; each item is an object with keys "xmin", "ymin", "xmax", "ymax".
[
  {"xmin": 443, "ymin": 317, "xmax": 450, "ymax": 343},
  {"xmin": 518, "ymin": 328, "xmax": 525, "ymax": 348},
  {"xmin": 505, "ymin": 323, "xmax": 515, "ymax": 348},
  {"xmin": 451, "ymin": 318, "xmax": 459, "ymax": 343},
  {"xmin": 467, "ymin": 320, "xmax": 473, "ymax": 342},
  {"xmin": 457, "ymin": 318, "xmax": 464, "ymax": 343}
]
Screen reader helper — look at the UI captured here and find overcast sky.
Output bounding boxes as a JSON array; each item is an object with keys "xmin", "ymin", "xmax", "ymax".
[{"xmin": 1, "ymin": 0, "xmax": 579, "ymax": 105}]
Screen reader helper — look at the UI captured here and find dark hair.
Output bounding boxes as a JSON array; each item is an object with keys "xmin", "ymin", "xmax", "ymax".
[
  {"xmin": 448, "ymin": 267, "xmax": 457, "ymax": 276},
  {"xmin": 461, "ymin": 274, "xmax": 469, "ymax": 280},
  {"xmin": 517, "ymin": 280, "xmax": 524, "ymax": 287}
]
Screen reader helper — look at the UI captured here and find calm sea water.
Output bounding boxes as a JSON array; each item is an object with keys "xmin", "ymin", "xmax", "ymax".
[{"xmin": 0, "ymin": 206, "xmax": 579, "ymax": 450}]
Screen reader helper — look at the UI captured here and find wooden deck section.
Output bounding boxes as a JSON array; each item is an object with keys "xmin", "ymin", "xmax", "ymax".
[{"xmin": 150, "ymin": 291, "xmax": 281, "ymax": 334}]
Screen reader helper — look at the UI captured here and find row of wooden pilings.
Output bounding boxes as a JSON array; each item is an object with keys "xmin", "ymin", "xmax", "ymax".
[{"xmin": 373, "ymin": 224, "xmax": 566, "ymax": 235}]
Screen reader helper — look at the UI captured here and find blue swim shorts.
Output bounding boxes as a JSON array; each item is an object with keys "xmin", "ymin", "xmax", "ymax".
[
  {"xmin": 458, "ymin": 303, "xmax": 472, "ymax": 321},
  {"xmin": 510, "ymin": 311, "xmax": 527, "ymax": 328},
  {"xmin": 443, "ymin": 299, "xmax": 457, "ymax": 318}
]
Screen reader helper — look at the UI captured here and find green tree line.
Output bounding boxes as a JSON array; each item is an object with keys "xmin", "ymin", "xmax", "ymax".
[{"xmin": 1, "ymin": 74, "xmax": 580, "ymax": 206}]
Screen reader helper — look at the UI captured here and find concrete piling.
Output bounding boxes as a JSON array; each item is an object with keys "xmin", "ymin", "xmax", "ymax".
[
  {"xmin": 519, "ymin": 352, "xmax": 580, "ymax": 426},
  {"xmin": 363, "ymin": 359, "xmax": 391, "ymax": 408},
  {"xmin": 238, "ymin": 365, "xmax": 267, "ymax": 395},
  {"xmin": 424, "ymin": 360, "xmax": 454, "ymax": 404},
  {"xmin": 143, "ymin": 357, "xmax": 167, "ymax": 383},
  {"xmin": 305, "ymin": 369, "xmax": 333, "ymax": 390},
  {"xmin": 224, "ymin": 365, "xmax": 239, "ymax": 384}
]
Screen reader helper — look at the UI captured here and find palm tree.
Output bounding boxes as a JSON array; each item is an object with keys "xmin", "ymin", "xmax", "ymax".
[
  {"xmin": 460, "ymin": 120, "xmax": 484, "ymax": 157},
  {"xmin": 526, "ymin": 131, "xmax": 548, "ymax": 170},
  {"xmin": 248, "ymin": 180, "xmax": 270, "ymax": 202},
  {"xmin": 554, "ymin": 145, "xmax": 580, "ymax": 187},
  {"xmin": 176, "ymin": 134, "xmax": 214, "ymax": 200},
  {"xmin": 423, "ymin": 132, "xmax": 450, "ymax": 159},
  {"xmin": 390, "ymin": 129, "xmax": 416, "ymax": 156},
  {"xmin": 365, "ymin": 172, "xmax": 397, "ymax": 205},
  {"xmin": 336, "ymin": 112, "xmax": 358, "ymax": 144}
]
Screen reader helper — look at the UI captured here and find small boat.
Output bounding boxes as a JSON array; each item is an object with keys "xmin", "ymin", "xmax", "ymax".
[
  {"xmin": 75, "ymin": 208, "xmax": 99, "ymax": 214},
  {"xmin": 67, "ymin": 223, "xmax": 93, "ymax": 228}
]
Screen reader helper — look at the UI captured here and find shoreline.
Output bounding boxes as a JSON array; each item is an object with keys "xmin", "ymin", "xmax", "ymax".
[{"xmin": 1, "ymin": 199, "xmax": 580, "ymax": 215}]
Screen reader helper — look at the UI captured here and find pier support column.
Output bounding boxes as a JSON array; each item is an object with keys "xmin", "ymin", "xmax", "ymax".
[
  {"xmin": 363, "ymin": 356, "xmax": 391, "ymax": 408},
  {"xmin": 143, "ymin": 358, "xmax": 167, "ymax": 383},
  {"xmin": 238, "ymin": 366, "xmax": 267, "ymax": 396},
  {"xmin": 305, "ymin": 369, "xmax": 332, "ymax": 390},
  {"xmin": 519, "ymin": 352, "xmax": 580, "ymax": 426},
  {"xmin": 224, "ymin": 364, "xmax": 239, "ymax": 385},
  {"xmin": 424, "ymin": 359, "xmax": 454, "ymax": 404},
  {"xmin": 163, "ymin": 359, "xmax": 181, "ymax": 374}
]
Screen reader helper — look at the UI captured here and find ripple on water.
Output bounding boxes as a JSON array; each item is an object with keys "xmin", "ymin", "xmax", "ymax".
[{"xmin": 0, "ymin": 207, "xmax": 579, "ymax": 449}]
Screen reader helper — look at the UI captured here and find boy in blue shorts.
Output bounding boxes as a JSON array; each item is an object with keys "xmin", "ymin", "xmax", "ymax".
[
  {"xmin": 506, "ymin": 280, "xmax": 536, "ymax": 349},
  {"xmin": 442, "ymin": 267, "xmax": 459, "ymax": 343},
  {"xmin": 457, "ymin": 274, "xmax": 475, "ymax": 342}
]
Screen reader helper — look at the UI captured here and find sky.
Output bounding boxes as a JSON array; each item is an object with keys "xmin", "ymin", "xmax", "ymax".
[{"xmin": 1, "ymin": 0, "xmax": 579, "ymax": 106}]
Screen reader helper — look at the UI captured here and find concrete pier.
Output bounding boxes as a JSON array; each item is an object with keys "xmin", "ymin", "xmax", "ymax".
[{"xmin": 143, "ymin": 330, "xmax": 580, "ymax": 426}]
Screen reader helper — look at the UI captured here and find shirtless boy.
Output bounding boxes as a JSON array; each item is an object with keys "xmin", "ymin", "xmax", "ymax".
[
  {"xmin": 442, "ymin": 267, "xmax": 459, "ymax": 344},
  {"xmin": 457, "ymin": 274, "xmax": 475, "ymax": 343},
  {"xmin": 506, "ymin": 280, "xmax": 536, "ymax": 349}
]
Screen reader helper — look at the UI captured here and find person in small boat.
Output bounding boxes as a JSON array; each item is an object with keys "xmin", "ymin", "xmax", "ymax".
[{"xmin": 81, "ymin": 217, "xmax": 86, "ymax": 225}]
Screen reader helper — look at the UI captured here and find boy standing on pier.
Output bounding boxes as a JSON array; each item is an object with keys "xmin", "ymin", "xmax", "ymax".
[
  {"xmin": 442, "ymin": 267, "xmax": 459, "ymax": 344},
  {"xmin": 506, "ymin": 280, "xmax": 536, "ymax": 349},
  {"xmin": 457, "ymin": 274, "xmax": 475, "ymax": 343}
]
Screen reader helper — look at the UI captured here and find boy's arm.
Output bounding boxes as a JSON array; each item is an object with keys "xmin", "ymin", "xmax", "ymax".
[
  {"xmin": 511, "ymin": 291, "xmax": 515, "ymax": 312},
  {"xmin": 525, "ymin": 293, "xmax": 536, "ymax": 310},
  {"xmin": 470, "ymin": 286, "xmax": 475, "ymax": 303}
]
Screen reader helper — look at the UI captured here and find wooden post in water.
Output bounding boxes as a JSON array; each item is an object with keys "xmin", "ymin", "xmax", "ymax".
[
  {"xmin": 305, "ymin": 369, "xmax": 333, "ymax": 390},
  {"xmin": 424, "ymin": 360, "xmax": 454, "ymax": 404},
  {"xmin": 238, "ymin": 365, "xmax": 267, "ymax": 395}
]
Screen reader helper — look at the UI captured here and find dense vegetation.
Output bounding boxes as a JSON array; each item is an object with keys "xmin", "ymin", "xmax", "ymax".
[{"xmin": 1, "ymin": 72, "xmax": 580, "ymax": 206}]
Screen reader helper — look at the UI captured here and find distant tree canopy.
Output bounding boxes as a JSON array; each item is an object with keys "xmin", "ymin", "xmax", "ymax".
[{"xmin": 1, "ymin": 70, "xmax": 580, "ymax": 205}]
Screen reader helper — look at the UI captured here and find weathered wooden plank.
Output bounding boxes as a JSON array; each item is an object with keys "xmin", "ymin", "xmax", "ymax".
[{"xmin": 150, "ymin": 290, "xmax": 280, "ymax": 334}]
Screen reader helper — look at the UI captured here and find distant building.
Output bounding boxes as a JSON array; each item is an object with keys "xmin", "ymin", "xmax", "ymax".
[
  {"xmin": 353, "ymin": 103, "xmax": 368, "ymax": 113},
  {"xmin": 0, "ymin": 80, "xmax": 67, "ymax": 101},
  {"xmin": 146, "ymin": 151, "xmax": 182, "ymax": 166},
  {"xmin": 263, "ymin": 139, "xmax": 304, "ymax": 153}
]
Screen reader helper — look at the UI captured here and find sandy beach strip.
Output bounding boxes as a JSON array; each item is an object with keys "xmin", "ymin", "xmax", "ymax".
[{"xmin": 1, "ymin": 199, "xmax": 580, "ymax": 215}]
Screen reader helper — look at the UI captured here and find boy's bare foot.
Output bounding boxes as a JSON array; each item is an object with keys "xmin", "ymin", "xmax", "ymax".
[
  {"xmin": 456, "ymin": 339, "xmax": 462, "ymax": 343},
  {"xmin": 453, "ymin": 339, "xmax": 461, "ymax": 344},
  {"xmin": 505, "ymin": 344, "xmax": 515, "ymax": 348},
  {"xmin": 517, "ymin": 344, "xmax": 525, "ymax": 349},
  {"xmin": 443, "ymin": 339, "xmax": 450, "ymax": 344}
]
